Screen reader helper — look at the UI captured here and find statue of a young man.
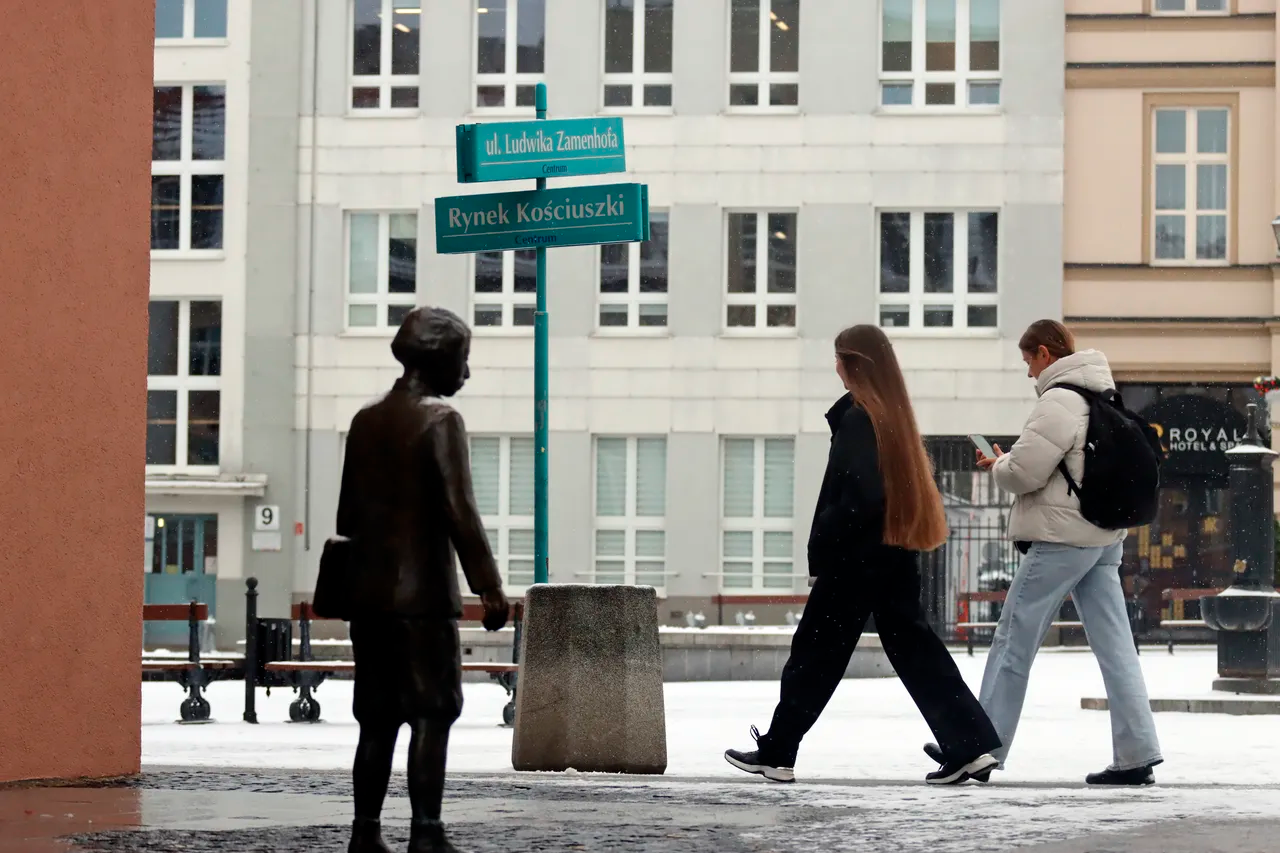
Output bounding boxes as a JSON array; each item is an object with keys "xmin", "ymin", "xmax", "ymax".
[{"xmin": 337, "ymin": 306, "xmax": 508, "ymax": 853}]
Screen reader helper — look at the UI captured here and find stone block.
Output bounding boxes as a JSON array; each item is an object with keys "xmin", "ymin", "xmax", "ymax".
[{"xmin": 511, "ymin": 584, "xmax": 667, "ymax": 774}]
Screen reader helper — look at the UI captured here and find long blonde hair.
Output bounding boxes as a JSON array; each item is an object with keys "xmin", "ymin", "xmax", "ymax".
[{"xmin": 835, "ymin": 325, "xmax": 948, "ymax": 552}]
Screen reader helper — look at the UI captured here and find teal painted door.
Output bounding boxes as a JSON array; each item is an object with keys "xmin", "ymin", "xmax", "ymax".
[{"xmin": 144, "ymin": 514, "xmax": 218, "ymax": 648}]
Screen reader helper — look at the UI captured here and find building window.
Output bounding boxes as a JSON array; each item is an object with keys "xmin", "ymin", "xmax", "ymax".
[
  {"xmin": 147, "ymin": 300, "xmax": 222, "ymax": 468},
  {"xmin": 729, "ymin": 0, "xmax": 800, "ymax": 109},
  {"xmin": 594, "ymin": 437, "xmax": 668, "ymax": 589},
  {"xmin": 599, "ymin": 211, "xmax": 669, "ymax": 329},
  {"xmin": 475, "ymin": 0, "xmax": 546, "ymax": 109},
  {"xmin": 155, "ymin": 0, "xmax": 228, "ymax": 39},
  {"xmin": 351, "ymin": 0, "xmax": 420, "ymax": 110},
  {"xmin": 473, "ymin": 251, "xmax": 536, "ymax": 329},
  {"xmin": 470, "ymin": 436, "xmax": 535, "ymax": 588},
  {"xmin": 721, "ymin": 438, "xmax": 795, "ymax": 591},
  {"xmin": 346, "ymin": 212, "xmax": 418, "ymax": 330},
  {"xmin": 1153, "ymin": 107, "xmax": 1229, "ymax": 264},
  {"xmin": 726, "ymin": 211, "xmax": 797, "ymax": 330},
  {"xmin": 880, "ymin": 0, "xmax": 1000, "ymax": 109},
  {"xmin": 603, "ymin": 0, "xmax": 675, "ymax": 109},
  {"xmin": 1152, "ymin": 0, "xmax": 1228, "ymax": 14},
  {"xmin": 877, "ymin": 210, "xmax": 998, "ymax": 331},
  {"xmin": 152, "ymin": 85, "xmax": 226, "ymax": 252}
]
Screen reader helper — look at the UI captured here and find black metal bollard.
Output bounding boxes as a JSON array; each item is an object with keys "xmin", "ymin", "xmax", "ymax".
[
  {"xmin": 1202, "ymin": 404, "xmax": 1280, "ymax": 683},
  {"xmin": 244, "ymin": 577, "xmax": 259, "ymax": 723}
]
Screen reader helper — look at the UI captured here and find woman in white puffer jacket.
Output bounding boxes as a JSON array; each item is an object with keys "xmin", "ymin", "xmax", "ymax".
[{"xmin": 923, "ymin": 320, "xmax": 1163, "ymax": 786}]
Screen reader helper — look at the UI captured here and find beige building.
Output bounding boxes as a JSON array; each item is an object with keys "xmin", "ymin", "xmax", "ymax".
[{"xmin": 1064, "ymin": 0, "xmax": 1278, "ymax": 627}]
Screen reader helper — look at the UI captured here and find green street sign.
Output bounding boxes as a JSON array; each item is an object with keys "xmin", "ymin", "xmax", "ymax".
[
  {"xmin": 434, "ymin": 182, "xmax": 649, "ymax": 254},
  {"xmin": 455, "ymin": 117, "xmax": 627, "ymax": 183}
]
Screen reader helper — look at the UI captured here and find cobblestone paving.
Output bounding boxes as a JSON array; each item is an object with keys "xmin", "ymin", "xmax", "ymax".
[{"xmin": 52, "ymin": 769, "xmax": 1280, "ymax": 853}]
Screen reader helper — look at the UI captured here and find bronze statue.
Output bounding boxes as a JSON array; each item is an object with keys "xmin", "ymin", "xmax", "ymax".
[{"xmin": 337, "ymin": 306, "xmax": 508, "ymax": 853}]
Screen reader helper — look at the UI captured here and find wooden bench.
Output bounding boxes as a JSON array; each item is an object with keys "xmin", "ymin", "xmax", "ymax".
[
  {"xmin": 242, "ymin": 579, "xmax": 524, "ymax": 726},
  {"xmin": 711, "ymin": 594, "xmax": 808, "ymax": 627},
  {"xmin": 1157, "ymin": 588, "xmax": 1230, "ymax": 653},
  {"xmin": 955, "ymin": 590, "xmax": 1087, "ymax": 656},
  {"xmin": 260, "ymin": 659, "xmax": 522, "ymax": 723},
  {"xmin": 142, "ymin": 602, "xmax": 243, "ymax": 722}
]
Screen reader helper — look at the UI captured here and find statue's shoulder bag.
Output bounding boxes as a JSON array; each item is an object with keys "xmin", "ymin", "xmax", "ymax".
[{"xmin": 313, "ymin": 535, "xmax": 354, "ymax": 621}]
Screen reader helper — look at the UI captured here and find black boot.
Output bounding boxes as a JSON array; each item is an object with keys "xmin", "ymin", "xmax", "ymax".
[
  {"xmin": 1086, "ymin": 762, "xmax": 1158, "ymax": 786},
  {"xmin": 409, "ymin": 818, "xmax": 463, "ymax": 853},
  {"xmin": 348, "ymin": 818, "xmax": 393, "ymax": 853}
]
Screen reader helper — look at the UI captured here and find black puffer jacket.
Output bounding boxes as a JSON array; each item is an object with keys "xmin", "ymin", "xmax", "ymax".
[{"xmin": 806, "ymin": 394, "xmax": 913, "ymax": 576}]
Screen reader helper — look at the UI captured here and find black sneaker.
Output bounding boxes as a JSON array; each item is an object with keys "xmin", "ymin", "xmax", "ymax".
[
  {"xmin": 925, "ymin": 753, "xmax": 999, "ymax": 785},
  {"xmin": 1085, "ymin": 763, "xmax": 1158, "ymax": 786},
  {"xmin": 922, "ymin": 742, "xmax": 994, "ymax": 783},
  {"xmin": 724, "ymin": 726, "xmax": 796, "ymax": 783}
]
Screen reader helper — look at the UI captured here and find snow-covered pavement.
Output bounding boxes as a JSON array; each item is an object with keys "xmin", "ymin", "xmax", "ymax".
[{"xmin": 144, "ymin": 646, "xmax": 1271, "ymax": 786}]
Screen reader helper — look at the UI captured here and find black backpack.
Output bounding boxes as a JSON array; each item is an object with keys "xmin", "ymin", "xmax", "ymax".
[{"xmin": 1052, "ymin": 383, "xmax": 1164, "ymax": 530}]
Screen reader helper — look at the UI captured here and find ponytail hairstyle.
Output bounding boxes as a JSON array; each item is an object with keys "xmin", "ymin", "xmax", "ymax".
[
  {"xmin": 1017, "ymin": 319, "xmax": 1075, "ymax": 359},
  {"xmin": 834, "ymin": 325, "xmax": 948, "ymax": 552}
]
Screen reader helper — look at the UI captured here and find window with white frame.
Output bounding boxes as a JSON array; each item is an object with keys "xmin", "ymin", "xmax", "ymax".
[
  {"xmin": 877, "ymin": 210, "xmax": 998, "ymax": 331},
  {"xmin": 1152, "ymin": 0, "xmax": 1227, "ymax": 14},
  {"xmin": 880, "ymin": 0, "xmax": 1000, "ymax": 109},
  {"xmin": 351, "ymin": 0, "xmax": 421, "ymax": 109},
  {"xmin": 346, "ymin": 212, "xmax": 418, "ymax": 330},
  {"xmin": 1153, "ymin": 107, "xmax": 1229, "ymax": 264},
  {"xmin": 603, "ymin": 0, "xmax": 675, "ymax": 109},
  {"xmin": 599, "ymin": 211, "xmax": 669, "ymax": 329},
  {"xmin": 147, "ymin": 299, "xmax": 222, "ymax": 469},
  {"xmin": 729, "ymin": 0, "xmax": 800, "ymax": 109},
  {"xmin": 155, "ymin": 0, "xmax": 227, "ymax": 39},
  {"xmin": 720, "ymin": 438, "xmax": 795, "ymax": 591},
  {"xmin": 152, "ymin": 84, "xmax": 225, "ymax": 252},
  {"xmin": 726, "ymin": 211, "xmax": 797, "ymax": 330},
  {"xmin": 473, "ymin": 251, "xmax": 536, "ymax": 328},
  {"xmin": 470, "ymin": 436, "xmax": 535, "ymax": 588},
  {"xmin": 594, "ymin": 437, "xmax": 668, "ymax": 588},
  {"xmin": 475, "ymin": 0, "xmax": 546, "ymax": 109}
]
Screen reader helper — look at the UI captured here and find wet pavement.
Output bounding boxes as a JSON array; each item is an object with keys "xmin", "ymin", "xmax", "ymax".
[{"xmin": 3, "ymin": 768, "xmax": 1280, "ymax": 852}]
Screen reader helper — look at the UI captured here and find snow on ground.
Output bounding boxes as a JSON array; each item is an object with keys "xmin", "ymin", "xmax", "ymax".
[{"xmin": 143, "ymin": 647, "xmax": 1274, "ymax": 786}]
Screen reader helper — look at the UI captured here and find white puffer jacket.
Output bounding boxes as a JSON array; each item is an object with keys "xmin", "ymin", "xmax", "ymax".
[{"xmin": 991, "ymin": 349, "xmax": 1127, "ymax": 547}]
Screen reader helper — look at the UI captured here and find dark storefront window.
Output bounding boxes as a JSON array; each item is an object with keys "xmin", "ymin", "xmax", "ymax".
[{"xmin": 1117, "ymin": 383, "xmax": 1267, "ymax": 636}]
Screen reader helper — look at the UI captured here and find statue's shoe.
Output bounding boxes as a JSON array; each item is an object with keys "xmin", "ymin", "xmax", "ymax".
[
  {"xmin": 409, "ymin": 819, "xmax": 463, "ymax": 853},
  {"xmin": 348, "ymin": 818, "xmax": 394, "ymax": 853}
]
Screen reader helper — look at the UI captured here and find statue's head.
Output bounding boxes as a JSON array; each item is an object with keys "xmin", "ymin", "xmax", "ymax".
[{"xmin": 391, "ymin": 306, "xmax": 471, "ymax": 397}]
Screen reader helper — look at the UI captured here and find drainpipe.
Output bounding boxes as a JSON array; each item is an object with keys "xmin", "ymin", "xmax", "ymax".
[{"xmin": 302, "ymin": 0, "xmax": 320, "ymax": 553}]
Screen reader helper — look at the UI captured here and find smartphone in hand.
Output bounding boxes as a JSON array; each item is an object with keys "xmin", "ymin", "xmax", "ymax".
[{"xmin": 969, "ymin": 434, "xmax": 996, "ymax": 459}]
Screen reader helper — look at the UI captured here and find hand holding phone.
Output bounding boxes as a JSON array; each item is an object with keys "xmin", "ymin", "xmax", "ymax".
[{"xmin": 969, "ymin": 434, "xmax": 996, "ymax": 460}]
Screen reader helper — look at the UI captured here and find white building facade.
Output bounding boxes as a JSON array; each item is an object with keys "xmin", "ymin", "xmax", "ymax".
[{"xmin": 146, "ymin": 0, "xmax": 1066, "ymax": 644}]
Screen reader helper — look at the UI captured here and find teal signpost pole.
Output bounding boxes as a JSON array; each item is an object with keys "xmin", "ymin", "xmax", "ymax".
[
  {"xmin": 437, "ymin": 83, "xmax": 646, "ymax": 589},
  {"xmin": 533, "ymin": 83, "xmax": 549, "ymax": 586}
]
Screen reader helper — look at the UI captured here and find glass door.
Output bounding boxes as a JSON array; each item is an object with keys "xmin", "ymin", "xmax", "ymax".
[{"xmin": 143, "ymin": 514, "xmax": 218, "ymax": 648}]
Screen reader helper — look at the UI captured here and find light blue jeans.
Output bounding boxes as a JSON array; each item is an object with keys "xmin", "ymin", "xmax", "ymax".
[{"xmin": 978, "ymin": 541, "xmax": 1162, "ymax": 771}]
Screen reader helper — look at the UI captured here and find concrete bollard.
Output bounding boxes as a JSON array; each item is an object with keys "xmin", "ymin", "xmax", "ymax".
[{"xmin": 511, "ymin": 584, "xmax": 667, "ymax": 774}]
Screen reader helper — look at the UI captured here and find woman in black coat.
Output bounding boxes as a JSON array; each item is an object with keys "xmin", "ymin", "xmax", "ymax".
[{"xmin": 725, "ymin": 325, "xmax": 1001, "ymax": 785}]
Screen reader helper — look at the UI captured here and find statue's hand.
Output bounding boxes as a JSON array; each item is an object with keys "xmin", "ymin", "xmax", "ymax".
[{"xmin": 480, "ymin": 587, "xmax": 509, "ymax": 632}]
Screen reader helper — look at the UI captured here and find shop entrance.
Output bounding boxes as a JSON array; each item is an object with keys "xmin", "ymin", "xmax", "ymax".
[
  {"xmin": 144, "ymin": 513, "xmax": 217, "ymax": 648},
  {"xmin": 1117, "ymin": 383, "xmax": 1264, "ymax": 638},
  {"xmin": 1123, "ymin": 483, "xmax": 1231, "ymax": 633}
]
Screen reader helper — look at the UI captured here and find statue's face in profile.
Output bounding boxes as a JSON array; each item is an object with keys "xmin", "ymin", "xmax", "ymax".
[{"xmin": 432, "ymin": 338, "xmax": 470, "ymax": 398}]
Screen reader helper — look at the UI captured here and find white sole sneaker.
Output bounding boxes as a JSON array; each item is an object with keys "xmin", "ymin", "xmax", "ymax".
[
  {"xmin": 926, "ymin": 753, "xmax": 999, "ymax": 786},
  {"xmin": 724, "ymin": 751, "xmax": 796, "ymax": 783}
]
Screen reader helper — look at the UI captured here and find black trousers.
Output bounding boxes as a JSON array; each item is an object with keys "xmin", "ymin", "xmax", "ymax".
[{"xmin": 766, "ymin": 558, "xmax": 1001, "ymax": 763}]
